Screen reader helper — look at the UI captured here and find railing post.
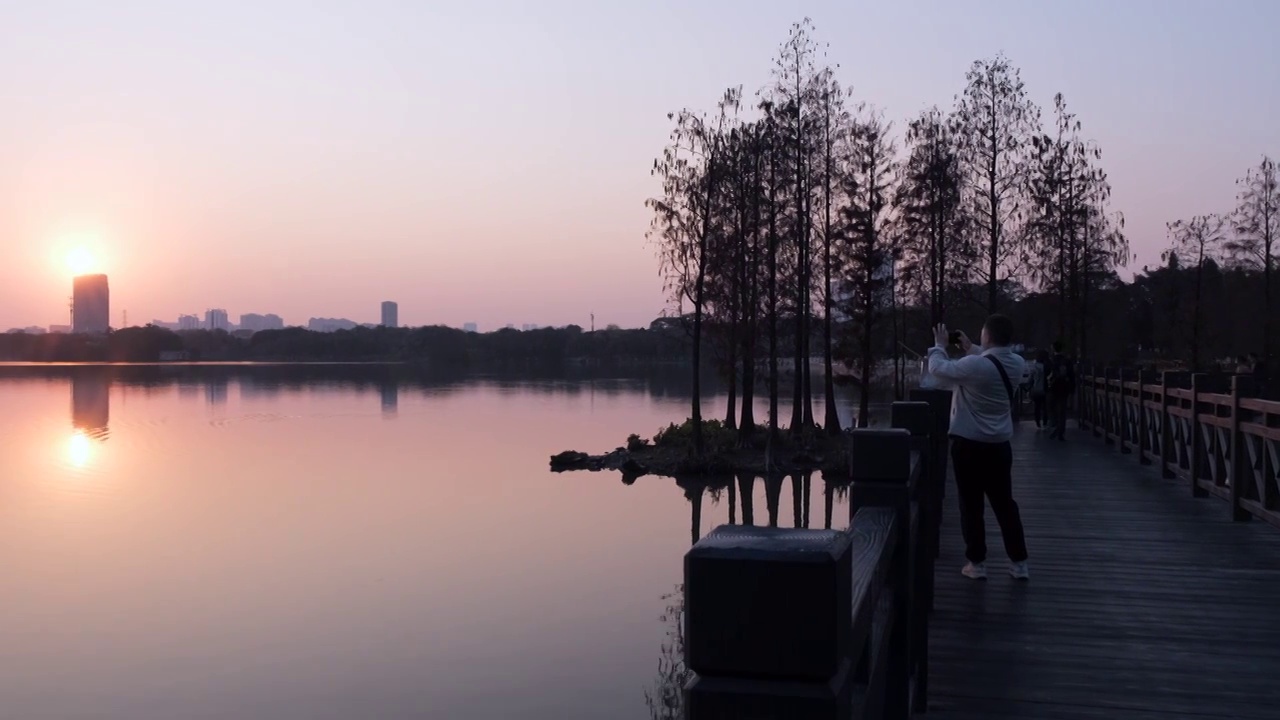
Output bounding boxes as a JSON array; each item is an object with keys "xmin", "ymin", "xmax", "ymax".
[
  {"xmin": 1138, "ymin": 370, "xmax": 1153, "ymax": 465},
  {"xmin": 1191, "ymin": 373, "xmax": 1209, "ymax": 498},
  {"xmin": 1103, "ymin": 367, "xmax": 1115, "ymax": 446},
  {"xmin": 1092, "ymin": 363, "xmax": 1103, "ymax": 437},
  {"xmin": 1118, "ymin": 367, "xmax": 1130, "ymax": 454},
  {"xmin": 849, "ymin": 430, "xmax": 915, "ymax": 718},
  {"xmin": 891, "ymin": 401, "xmax": 933, "ymax": 712},
  {"xmin": 1160, "ymin": 371, "xmax": 1175, "ymax": 479},
  {"xmin": 1078, "ymin": 360, "xmax": 1092, "ymax": 431},
  {"xmin": 1230, "ymin": 374, "xmax": 1254, "ymax": 521}
]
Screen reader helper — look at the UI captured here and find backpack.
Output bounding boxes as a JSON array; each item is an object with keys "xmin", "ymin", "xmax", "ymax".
[{"xmin": 1047, "ymin": 355, "xmax": 1075, "ymax": 394}]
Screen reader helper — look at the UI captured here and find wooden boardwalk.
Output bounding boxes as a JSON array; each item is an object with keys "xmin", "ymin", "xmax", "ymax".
[{"xmin": 927, "ymin": 426, "xmax": 1280, "ymax": 719}]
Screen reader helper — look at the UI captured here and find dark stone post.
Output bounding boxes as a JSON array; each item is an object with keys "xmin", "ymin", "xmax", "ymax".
[
  {"xmin": 910, "ymin": 388, "xmax": 952, "ymax": 564},
  {"xmin": 891, "ymin": 401, "xmax": 934, "ymax": 709},
  {"xmin": 849, "ymin": 428, "xmax": 914, "ymax": 719},
  {"xmin": 684, "ymin": 526, "xmax": 855, "ymax": 717}
]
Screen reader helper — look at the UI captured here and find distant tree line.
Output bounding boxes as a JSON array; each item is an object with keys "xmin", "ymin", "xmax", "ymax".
[
  {"xmin": 0, "ymin": 323, "xmax": 688, "ymax": 368},
  {"xmin": 649, "ymin": 18, "xmax": 1275, "ymax": 453}
]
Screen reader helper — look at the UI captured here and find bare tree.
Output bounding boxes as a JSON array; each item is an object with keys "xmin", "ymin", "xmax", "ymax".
[
  {"xmin": 771, "ymin": 18, "xmax": 820, "ymax": 435},
  {"xmin": 649, "ymin": 88, "xmax": 739, "ymax": 454},
  {"xmin": 1077, "ymin": 203, "xmax": 1128, "ymax": 359},
  {"xmin": 813, "ymin": 65, "xmax": 852, "ymax": 434},
  {"xmin": 1164, "ymin": 214, "xmax": 1225, "ymax": 371},
  {"xmin": 759, "ymin": 101, "xmax": 786, "ymax": 446},
  {"xmin": 840, "ymin": 106, "xmax": 897, "ymax": 428},
  {"xmin": 1028, "ymin": 93, "xmax": 1119, "ymax": 351},
  {"xmin": 896, "ymin": 107, "xmax": 969, "ymax": 331},
  {"xmin": 1227, "ymin": 156, "xmax": 1279, "ymax": 365},
  {"xmin": 954, "ymin": 54, "xmax": 1040, "ymax": 312}
]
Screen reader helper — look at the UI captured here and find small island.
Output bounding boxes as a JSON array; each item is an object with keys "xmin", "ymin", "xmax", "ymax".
[{"xmin": 549, "ymin": 419, "xmax": 855, "ymax": 482}]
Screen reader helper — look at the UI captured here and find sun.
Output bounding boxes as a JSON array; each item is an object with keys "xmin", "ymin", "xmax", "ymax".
[{"xmin": 66, "ymin": 246, "xmax": 97, "ymax": 276}]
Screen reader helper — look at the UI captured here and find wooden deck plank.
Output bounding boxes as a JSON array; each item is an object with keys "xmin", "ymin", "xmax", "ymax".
[{"xmin": 927, "ymin": 427, "xmax": 1280, "ymax": 719}]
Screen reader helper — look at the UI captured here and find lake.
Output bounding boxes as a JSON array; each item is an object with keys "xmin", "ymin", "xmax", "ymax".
[{"xmin": 0, "ymin": 364, "xmax": 870, "ymax": 720}]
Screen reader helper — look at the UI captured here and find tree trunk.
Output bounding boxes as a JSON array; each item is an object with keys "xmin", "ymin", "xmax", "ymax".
[
  {"xmin": 823, "ymin": 172, "xmax": 840, "ymax": 434},
  {"xmin": 896, "ymin": 262, "xmax": 906, "ymax": 397},
  {"xmin": 1264, "ymin": 230, "xmax": 1273, "ymax": 370},
  {"xmin": 1192, "ymin": 250, "xmax": 1204, "ymax": 372},
  {"xmin": 802, "ymin": 219, "xmax": 815, "ymax": 429},
  {"xmin": 724, "ymin": 331, "xmax": 738, "ymax": 430},
  {"xmin": 768, "ymin": 171, "xmax": 780, "ymax": 443},
  {"xmin": 692, "ymin": 272, "xmax": 705, "ymax": 454},
  {"xmin": 858, "ymin": 253, "xmax": 873, "ymax": 428},
  {"xmin": 791, "ymin": 295, "xmax": 805, "ymax": 433},
  {"xmin": 739, "ymin": 336, "xmax": 756, "ymax": 437},
  {"xmin": 740, "ymin": 231, "xmax": 758, "ymax": 439}
]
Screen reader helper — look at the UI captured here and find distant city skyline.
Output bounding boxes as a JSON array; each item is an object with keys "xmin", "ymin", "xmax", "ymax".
[
  {"xmin": 2, "ymin": 2, "xmax": 1277, "ymax": 330},
  {"xmin": 3, "ymin": 274, "xmax": 587, "ymax": 333},
  {"xmin": 6, "ymin": 275, "xmax": 552, "ymax": 333}
]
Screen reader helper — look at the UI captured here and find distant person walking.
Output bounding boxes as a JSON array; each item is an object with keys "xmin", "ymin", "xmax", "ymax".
[
  {"xmin": 1046, "ymin": 341, "xmax": 1075, "ymax": 441},
  {"xmin": 1029, "ymin": 350, "xmax": 1049, "ymax": 429},
  {"xmin": 1250, "ymin": 353, "xmax": 1271, "ymax": 398},
  {"xmin": 928, "ymin": 315, "xmax": 1030, "ymax": 580}
]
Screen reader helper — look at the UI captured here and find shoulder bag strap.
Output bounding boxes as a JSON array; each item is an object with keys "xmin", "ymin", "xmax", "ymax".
[{"xmin": 985, "ymin": 354, "xmax": 1015, "ymax": 409}]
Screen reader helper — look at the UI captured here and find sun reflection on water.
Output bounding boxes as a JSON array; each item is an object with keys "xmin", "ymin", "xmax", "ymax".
[{"xmin": 67, "ymin": 431, "xmax": 93, "ymax": 469}]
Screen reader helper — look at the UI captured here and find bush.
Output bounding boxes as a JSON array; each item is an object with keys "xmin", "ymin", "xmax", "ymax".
[
  {"xmin": 653, "ymin": 419, "xmax": 736, "ymax": 454},
  {"xmin": 627, "ymin": 433, "xmax": 650, "ymax": 451}
]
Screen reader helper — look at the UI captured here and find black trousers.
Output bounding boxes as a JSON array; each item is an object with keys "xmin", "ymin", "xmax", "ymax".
[
  {"xmin": 1031, "ymin": 394, "xmax": 1047, "ymax": 427},
  {"xmin": 950, "ymin": 436, "xmax": 1028, "ymax": 564},
  {"xmin": 1048, "ymin": 392, "xmax": 1070, "ymax": 438}
]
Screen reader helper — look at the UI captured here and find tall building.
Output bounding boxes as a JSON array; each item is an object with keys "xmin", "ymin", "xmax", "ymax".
[
  {"xmin": 240, "ymin": 313, "xmax": 284, "ymax": 332},
  {"xmin": 177, "ymin": 314, "xmax": 201, "ymax": 331},
  {"xmin": 205, "ymin": 309, "xmax": 230, "ymax": 331},
  {"xmin": 72, "ymin": 274, "xmax": 110, "ymax": 334},
  {"xmin": 381, "ymin": 301, "xmax": 398, "ymax": 328}
]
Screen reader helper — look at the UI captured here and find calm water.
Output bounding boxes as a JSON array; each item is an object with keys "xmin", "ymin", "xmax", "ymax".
[{"xmin": 0, "ymin": 365, "xmax": 867, "ymax": 720}]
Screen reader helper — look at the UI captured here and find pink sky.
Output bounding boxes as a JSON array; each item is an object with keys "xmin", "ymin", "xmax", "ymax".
[{"xmin": 2, "ymin": 1, "xmax": 1276, "ymax": 330}]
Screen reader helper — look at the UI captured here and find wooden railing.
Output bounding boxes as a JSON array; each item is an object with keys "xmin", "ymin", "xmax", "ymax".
[
  {"xmin": 682, "ymin": 396, "xmax": 948, "ymax": 718},
  {"xmin": 1078, "ymin": 368, "xmax": 1280, "ymax": 527}
]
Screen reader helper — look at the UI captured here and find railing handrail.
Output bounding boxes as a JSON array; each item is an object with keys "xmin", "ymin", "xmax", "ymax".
[{"xmin": 1077, "ymin": 368, "xmax": 1280, "ymax": 528}]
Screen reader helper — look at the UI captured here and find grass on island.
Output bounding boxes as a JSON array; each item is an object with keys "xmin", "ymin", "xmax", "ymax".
[{"xmin": 551, "ymin": 418, "xmax": 852, "ymax": 481}]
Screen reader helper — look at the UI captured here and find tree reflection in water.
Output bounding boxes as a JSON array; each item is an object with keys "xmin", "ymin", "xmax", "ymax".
[{"xmin": 644, "ymin": 585, "xmax": 691, "ymax": 720}]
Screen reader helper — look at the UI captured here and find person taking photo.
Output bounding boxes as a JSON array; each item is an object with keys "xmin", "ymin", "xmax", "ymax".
[{"xmin": 927, "ymin": 315, "xmax": 1030, "ymax": 580}]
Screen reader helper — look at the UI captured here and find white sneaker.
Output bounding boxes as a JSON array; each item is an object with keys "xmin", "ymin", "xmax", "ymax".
[
  {"xmin": 961, "ymin": 562, "xmax": 987, "ymax": 580},
  {"xmin": 1009, "ymin": 561, "xmax": 1030, "ymax": 580}
]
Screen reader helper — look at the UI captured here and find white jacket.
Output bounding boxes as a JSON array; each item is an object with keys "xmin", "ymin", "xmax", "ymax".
[{"xmin": 926, "ymin": 344, "xmax": 1025, "ymax": 443}]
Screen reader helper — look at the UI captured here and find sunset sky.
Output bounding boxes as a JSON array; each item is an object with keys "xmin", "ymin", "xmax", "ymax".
[{"xmin": 1, "ymin": 0, "xmax": 1277, "ymax": 331}]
